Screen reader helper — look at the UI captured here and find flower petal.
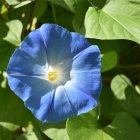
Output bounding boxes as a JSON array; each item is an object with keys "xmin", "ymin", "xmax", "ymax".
[
  {"xmin": 7, "ymin": 24, "xmax": 102, "ymax": 123},
  {"xmin": 39, "ymin": 24, "xmax": 72, "ymax": 67},
  {"xmin": 64, "ymin": 81, "xmax": 98, "ymax": 115},
  {"xmin": 24, "ymin": 89, "xmax": 55, "ymax": 122},
  {"xmin": 25, "ymin": 85, "xmax": 76, "ymax": 122},
  {"xmin": 70, "ymin": 32, "xmax": 91, "ymax": 56},
  {"xmin": 7, "ymin": 49, "xmax": 47, "ymax": 76},
  {"xmin": 70, "ymin": 71, "xmax": 102, "ymax": 100},
  {"xmin": 8, "ymin": 75, "xmax": 53, "ymax": 101},
  {"xmin": 58, "ymin": 32, "xmax": 95, "ymax": 73},
  {"xmin": 24, "ymin": 80, "xmax": 98, "ymax": 122},
  {"xmin": 72, "ymin": 45, "xmax": 101, "ymax": 71},
  {"xmin": 20, "ymin": 29, "xmax": 48, "ymax": 66}
]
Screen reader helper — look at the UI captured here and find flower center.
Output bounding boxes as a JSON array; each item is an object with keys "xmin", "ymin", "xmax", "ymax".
[
  {"xmin": 47, "ymin": 66, "xmax": 61, "ymax": 82},
  {"xmin": 48, "ymin": 71, "xmax": 58, "ymax": 81}
]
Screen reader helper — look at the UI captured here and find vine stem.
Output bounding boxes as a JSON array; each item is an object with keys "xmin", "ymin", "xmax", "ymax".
[
  {"xmin": 88, "ymin": 0, "xmax": 97, "ymax": 8},
  {"xmin": 0, "ymin": 0, "xmax": 10, "ymax": 21},
  {"xmin": 102, "ymin": 77, "xmax": 112, "ymax": 82},
  {"xmin": 117, "ymin": 64, "xmax": 140, "ymax": 69},
  {"xmin": 51, "ymin": 3, "xmax": 57, "ymax": 24}
]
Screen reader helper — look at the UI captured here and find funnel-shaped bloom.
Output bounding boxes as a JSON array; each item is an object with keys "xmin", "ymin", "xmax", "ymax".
[{"xmin": 7, "ymin": 24, "xmax": 102, "ymax": 122}]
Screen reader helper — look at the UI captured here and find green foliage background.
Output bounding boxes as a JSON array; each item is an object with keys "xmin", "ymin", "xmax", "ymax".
[{"xmin": 0, "ymin": 0, "xmax": 140, "ymax": 139}]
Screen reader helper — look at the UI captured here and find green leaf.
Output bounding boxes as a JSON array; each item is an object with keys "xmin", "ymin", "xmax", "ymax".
[
  {"xmin": 72, "ymin": 0, "xmax": 89, "ymax": 34},
  {"xmin": 0, "ymin": 72, "xmax": 7, "ymax": 88},
  {"xmin": 48, "ymin": 0, "xmax": 89, "ymax": 32},
  {"xmin": 6, "ymin": 0, "xmax": 34, "ymax": 6},
  {"xmin": 99, "ymin": 86, "xmax": 122, "ymax": 121},
  {"xmin": 64, "ymin": 0, "xmax": 87, "ymax": 13},
  {"xmin": 30, "ymin": 0, "xmax": 47, "ymax": 31},
  {"xmin": 0, "ymin": 87, "xmax": 35, "ymax": 140},
  {"xmin": 0, "ymin": 20, "xmax": 23, "ymax": 46},
  {"xmin": 67, "ymin": 111, "xmax": 140, "ymax": 140},
  {"xmin": 135, "ymin": 84, "xmax": 140, "ymax": 95},
  {"xmin": 33, "ymin": 0, "xmax": 47, "ymax": 20},
  {"xmin": 48, "ymin": 0, "xmax": 69, "ymax": 11},
  {"xmin": 111, "ymin": 74, "xmax": 140, "ymax": 118},
  {"xmin": 14, "ymin": 0, "xmax": 34, "ymax": 8},
  {"xmin": 0, "ymin": 41, "xmax": 15, "ymax": 71},
  {"xmin": 89, "ymin": 0, "xmax": 107, "ymax": 9},
  {"xmin": 58, "ymin": 13, "xmax": 74, "ymax": 31},
  {"xmin": 0, "ymin": 20, "xmax": 22, "ymax": 71},
  {"xmin": 38, "ymin": 121, "xmax": 70, "ymax": 140},
  {"xmin": 101, "ymin": 51, "xmax": 118, "ymax": 72},
  {"xmin": 85, "ymin": 0, "xmax": 140, "ymax": 44},
  {"xmin": 48, "ymin": 0, "xmax": 87, "ymax": 13},
  {"xmin": 16, "ymin": 122, "xmax": 42, "ymax": 140},
  {"xmin": 89, "ymin": 40, "xmax": 120, "ymax": 72}
]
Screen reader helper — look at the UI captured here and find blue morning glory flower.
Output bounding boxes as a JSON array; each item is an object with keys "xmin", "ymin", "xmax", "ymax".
[{"xmin": 7, "ymin": 24, "xmax": 102, "ymax": 123}]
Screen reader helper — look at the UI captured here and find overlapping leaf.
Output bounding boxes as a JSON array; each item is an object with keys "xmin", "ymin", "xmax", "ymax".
[
  {"xmin": 0, "ymin": 76, "xmax": 44, "ymax": 139},
  {"xmin": 38, "ymin": 121, "xmax": 69, "ymax": 140},
  {"xmin": 6, "ymin": 0, "xmax": 34, "ymax": 7},
  {"xmin": 85, "ymin": 0, "xmax": 140, "ymax": 44},
  {"xmin": 67, "ymin": 111, "xmax": 140, "ymax": 140},
  {"xmin": 111, "ymin": 74, "xmax": 140, "ymax": 118},
  {"xmin": 0, "ymin": 20, "xmax": 22, "ymax": 71}
]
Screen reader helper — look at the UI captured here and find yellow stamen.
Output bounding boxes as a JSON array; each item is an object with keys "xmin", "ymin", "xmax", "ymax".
[
  {"xmin": 47, "ymin": 66, "xmax": 61, "ymax": 82},
  {"xmin": 48, "ymin": 71, "xmax": 58, "ymax": 81}
]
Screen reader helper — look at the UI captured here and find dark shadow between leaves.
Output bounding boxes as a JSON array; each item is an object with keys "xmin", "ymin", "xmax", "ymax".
[
  {"xmin": 103, "ymin": 114, "xmax": 140, "ymax": 140},
  {"xmin": 0, "ymin": 124, "xmax": 27, "ymax": 140},
  {"xmin": 0, "ymin": 21, "xmax": 9, "ymax": 40},
  {"xmin": 64, "ymin": 0, "xmax": 109, "ymax": 37},
  {"xmin": 129, "ymin": 1, "xmax": 140, "ymax": 5},
  {"xmin": 113, "ymin": 85, "xmax": 140, "ymax": 118},
  {"xmin": 100, "ymin": 84, "xmax": 140, "ymax": 139},
  {"xmin": 0, "ymin": 124, "xmax": 13, "ymax": 140},
  {"xmin": 0, "ymin": 41, "xmax": 15, "ymax": 71},
  {"xmin": 0, "ymin": 87, "xmax": 35, "ymax": 129}
]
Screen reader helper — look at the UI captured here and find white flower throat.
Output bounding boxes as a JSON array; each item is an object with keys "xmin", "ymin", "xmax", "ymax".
[{"xmin": 47, "ymin": 66, "xmax": 62, "ymax": 83}]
